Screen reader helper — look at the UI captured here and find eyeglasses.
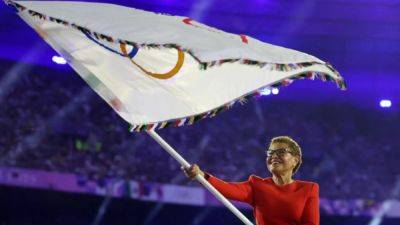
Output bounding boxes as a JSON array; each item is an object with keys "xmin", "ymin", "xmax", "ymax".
[{"xmin": 265, "ymin": 148, "xmax": 291, "ymax": 157}]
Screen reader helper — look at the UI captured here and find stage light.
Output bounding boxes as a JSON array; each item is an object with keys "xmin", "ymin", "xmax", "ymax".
[
  {"xmin": 260, "ymin": 88, "xmax": 271, "ymax": 96},
  {"xmin": 271, "ymin": 88, "xmax": 279, "ymax": 95},
  {"xmin": 380, "ymin": 99, "xmax": 391, "ymax": 108},
  {"xmin": 52, "ymin": 55, "xmax": 66, "ymax": 64}
]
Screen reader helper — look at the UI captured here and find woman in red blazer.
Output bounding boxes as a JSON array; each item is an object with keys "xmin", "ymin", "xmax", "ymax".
[{"xmin": 184, "ymin": 136, "xmax": 319, "ymax": 225}]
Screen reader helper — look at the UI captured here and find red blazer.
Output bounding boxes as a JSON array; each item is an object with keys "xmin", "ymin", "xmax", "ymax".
[{"xmin": 206, "ymin": 174, "xmax": 319, "ymax": 225}]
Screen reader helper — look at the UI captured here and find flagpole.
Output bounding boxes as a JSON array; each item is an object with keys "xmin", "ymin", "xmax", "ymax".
[{"xmin": 146, "ymin": 130, "xmax": 254, "ymax": 225}]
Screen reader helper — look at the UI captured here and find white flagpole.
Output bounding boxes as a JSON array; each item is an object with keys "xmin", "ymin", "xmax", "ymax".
[{"xmin": 146, "ymin": 130, "xmax": 254, "ymax": 225}]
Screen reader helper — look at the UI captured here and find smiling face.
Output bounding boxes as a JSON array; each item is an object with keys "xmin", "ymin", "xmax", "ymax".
[{"xmin": 266, "ymin": 142, "xmax": 300, "ymax": 176}]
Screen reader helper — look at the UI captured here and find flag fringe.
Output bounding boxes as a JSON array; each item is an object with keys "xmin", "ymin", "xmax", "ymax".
[{"xmin": 129, "ymin": 71, "xmax": 346, "ymax": 132}]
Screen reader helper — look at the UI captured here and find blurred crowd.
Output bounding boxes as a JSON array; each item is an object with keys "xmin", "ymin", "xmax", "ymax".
[{"xmin": 1, "ymin": 70, "xmax": 399, "ymax": 202}]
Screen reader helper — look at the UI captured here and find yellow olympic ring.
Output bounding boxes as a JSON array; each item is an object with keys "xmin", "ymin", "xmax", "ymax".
[{"xmin": 120, "ymin": 44, "xmax": 185, "ymax": 80}]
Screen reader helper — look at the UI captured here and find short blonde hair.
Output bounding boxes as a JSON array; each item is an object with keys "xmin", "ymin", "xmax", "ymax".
[{"xmin": 269, "ymin": 136, "xmax": 302, "ymax": 175}]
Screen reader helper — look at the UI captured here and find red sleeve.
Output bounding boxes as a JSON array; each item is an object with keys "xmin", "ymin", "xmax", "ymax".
[
  {"xmin": 301, "ymin": 183, "xmax": 320, "ymax": 225},
  {"xmin": 205, "ymin": 173, "xmax": 254, "ymax": 205}
]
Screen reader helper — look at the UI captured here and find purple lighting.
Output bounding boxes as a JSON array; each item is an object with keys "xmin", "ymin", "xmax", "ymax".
[
  {"xmin": 379, "ymin": 99, "xmax": 391, "ymax": 108},
  {"xmin": 52, "ymin": 56, "xmax": 66, "ymax": 65}
]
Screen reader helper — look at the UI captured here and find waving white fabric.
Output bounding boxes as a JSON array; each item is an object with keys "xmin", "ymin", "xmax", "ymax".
[{"xmin": 6, "ymin": 0, "xmax": 346, "ymax": 131}]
